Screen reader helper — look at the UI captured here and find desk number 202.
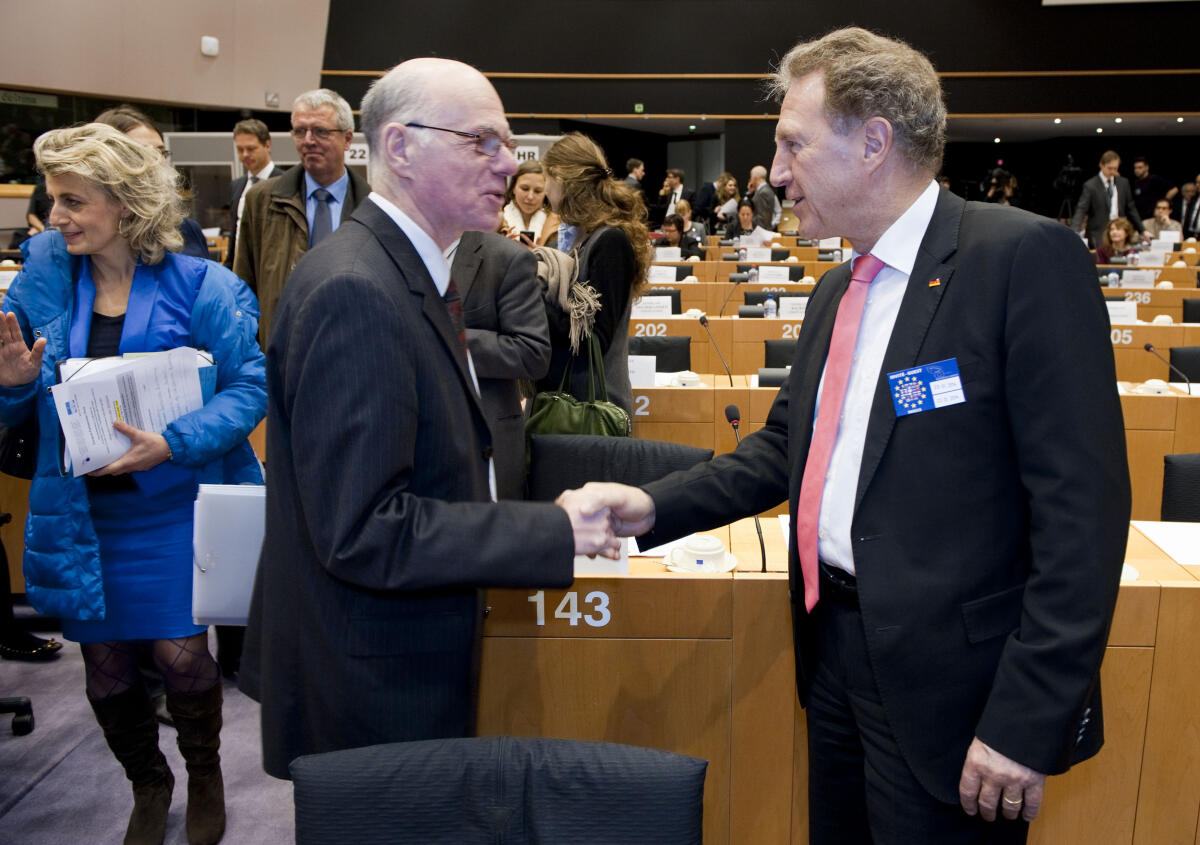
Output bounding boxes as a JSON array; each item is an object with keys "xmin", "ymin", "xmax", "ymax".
[{"xmin": 527, "ymin": 590, "xmax": 611, "ymax": 627}]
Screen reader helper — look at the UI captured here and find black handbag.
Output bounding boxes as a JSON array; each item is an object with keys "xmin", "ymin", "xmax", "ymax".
[
  {"xmin": 526, "ymin": 334, "xmax": 631, "ymax": 450},
  {"xmin": 0, "ymin": 414, "xmax": 36, "ymax": 480}
]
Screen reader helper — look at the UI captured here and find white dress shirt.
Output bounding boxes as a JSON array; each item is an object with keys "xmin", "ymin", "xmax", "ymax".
[
  {"xmin": 234, "ymin": 160, "xmax": 278, "ymax": 241},
  {"xmin": 816, "ymin": 180, "xmax": 940, "ymax": 575}
]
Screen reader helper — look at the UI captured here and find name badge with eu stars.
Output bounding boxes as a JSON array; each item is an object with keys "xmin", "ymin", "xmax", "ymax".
[{"xmin": 888, "ymin": 358, "xmax": 966, "ymax": 417}]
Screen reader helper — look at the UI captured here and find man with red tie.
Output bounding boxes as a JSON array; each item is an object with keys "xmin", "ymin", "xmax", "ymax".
[{"xmin": 571, "ymin": 27, "xmax": 1129, "ymax": 844}]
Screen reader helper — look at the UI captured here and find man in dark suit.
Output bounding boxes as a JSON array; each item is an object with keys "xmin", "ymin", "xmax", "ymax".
[
  {"xmin": 650, "ymin": 168, "xmax": 695, "ymax": 228},
  {"xmin": 1071, "ymin": 150, "xmax": 1143, "ymax": 248},
  {"xmin": 234, "ymin": 89, "xmax": 371, "ymax": 345},
  {"xmin": 239, "ymin": 58, "xmax": 617, "ymax": 779},
  {"xmin": 1174, "ymin": 178, "xmax": 1200, "ymax": 239},
  {"xmin": 574, "ymin": 27, "xmax": 1128, "ymax": 844},
  {"xmin": 448, "ymin": 230, "xmax": 550, "ymax": 499},
  {"xmin": 224, "ymin": 119, "xmax": 285, "ymax": 270}
]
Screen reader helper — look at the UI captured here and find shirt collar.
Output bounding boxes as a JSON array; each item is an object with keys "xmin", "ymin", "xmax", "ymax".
[
  {"xmin": 851, "ymin": 180, "xmax": 940, "ymax": 276},
  {"xmin": 367, "ymin": 191, "xmax": 450, "ymax": 295},
  {"xmin": 252, "ymin": 161, "xmax": 275, "ymax": 181},
  {"xmin": 304, "ymin": 169, "xmax": 350, "ymax": 205}
]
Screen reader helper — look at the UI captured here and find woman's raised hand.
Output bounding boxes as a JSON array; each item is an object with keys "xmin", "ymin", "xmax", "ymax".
[{"xmin": 0, "ymin": 312, "xmax": 45, "ymax": 387}]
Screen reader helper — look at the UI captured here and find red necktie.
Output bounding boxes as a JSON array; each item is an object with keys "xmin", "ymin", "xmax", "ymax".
[
  {"xmin": 795, "ymin": 254, "xmax": 886, "ymax": 612},
  {"xmin": 443, "ymin": 277, "xmax": 468, "ymax": 358}
]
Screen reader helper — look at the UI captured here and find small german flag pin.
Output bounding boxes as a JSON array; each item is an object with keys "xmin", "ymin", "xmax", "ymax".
[{"xmin": 928, "ymin": 278, "xmax": 941, "ymax": 287}]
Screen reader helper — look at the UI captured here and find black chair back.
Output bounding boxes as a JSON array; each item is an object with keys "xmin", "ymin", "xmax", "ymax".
[
  {"xmin": 1168, "ymin": 346, "xmax": 1200, "ymax": 381},
  {"xmin": 1162, "ymin": 453, "xmax": 1200, "ymax": 521},
  {"xmin": 628, "ymin": 335, "xmax": 691, "ymax": 372},
  {"xmin": 528, "ymin": 434, "xmax": 713, "ymax": 501},
  {"xmin": 1183, "ymin": 298, "xmax": 1200, "ymax": 323},
  {"xmin": 645, "ymin": 287, "xmax": 682, "ymax": 314},
  {"xmin": 764, "ymin": 339, "xmax": 797, "ymax": 368},
  {"xmin": 291, "ymin": 736, "xmax": 707, "ymax": 845}
]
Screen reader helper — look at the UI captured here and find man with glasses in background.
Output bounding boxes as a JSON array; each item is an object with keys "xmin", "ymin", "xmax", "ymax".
[
  {"xmin": 241, "ymin": 57, "xmax": 611, "ymax": 779},
  {"xmin": 233, "ymin": 89, "xmax": 370, "ymax": 344}
]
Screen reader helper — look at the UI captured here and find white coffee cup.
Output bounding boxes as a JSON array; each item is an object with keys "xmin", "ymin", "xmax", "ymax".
[{"xmin": 667, "ymin": 535, "xmax": 736, "ymax": 573}]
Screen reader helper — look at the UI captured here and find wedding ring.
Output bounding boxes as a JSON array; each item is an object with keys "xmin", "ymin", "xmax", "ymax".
[{"xmin": 1002, "ymin": 795, "xmax": 1023, "ymax": 806}]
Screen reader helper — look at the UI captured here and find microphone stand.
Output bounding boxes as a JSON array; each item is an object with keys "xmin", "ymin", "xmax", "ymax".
[
  {"xmin": 1144, "ymin": 343, "xmax": 1193, "ymax": 395},
  {"xmin": 699, "ymin": 315, "xmax": 734, "ymax": 387},
  {"xmin": 726, "ymin": 406, "xmax": 767, "ymax": 573}
]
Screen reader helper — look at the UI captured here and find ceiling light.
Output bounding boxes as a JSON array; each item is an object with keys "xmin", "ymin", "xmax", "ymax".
[
  {"xmin": 1053, "ymin": 118, "xmax": 1062, "ymax": 124},
  {"xmin": 1096, "ymin": 127, "xmax": 1104, "ymax": 134},
  {"xmin": 1114, "ymin": 117, "xmax": 1123, "ymax": 124},
  {"xmin": 1178, "ymin": 117, "xmax": 1185, "ymax": 123},
  {"xmin": 993, "ymin": 137, "xmax": 1001, "ymax": 144}
]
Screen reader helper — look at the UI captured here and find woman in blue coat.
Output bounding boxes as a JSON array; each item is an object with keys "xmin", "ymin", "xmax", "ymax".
[{"xmin": 0, "ymin": 123, "xmax": 265, "ymax": 845}]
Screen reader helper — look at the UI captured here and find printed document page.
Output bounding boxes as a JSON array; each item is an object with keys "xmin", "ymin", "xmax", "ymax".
[{"xmin": 51, "ymin": 347, "xmax": 204, "ymax": 476}]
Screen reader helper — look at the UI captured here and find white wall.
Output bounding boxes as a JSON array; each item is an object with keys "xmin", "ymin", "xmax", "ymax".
[{"xmin": 0, "ymin": 0, "xmax": 330, "ymax": 112}]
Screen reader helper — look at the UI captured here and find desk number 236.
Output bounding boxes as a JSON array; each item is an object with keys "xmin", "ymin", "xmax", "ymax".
[{"xmin": 527, "ymin": 590, "xmax": 611, "ymax": 627}]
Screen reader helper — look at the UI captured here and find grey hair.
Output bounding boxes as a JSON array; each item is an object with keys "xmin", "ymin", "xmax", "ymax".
[
  {"xmin": 360, "ymin": 62, "xmax": 440, "ymax": 183},
  {"xmin": 769, "ymin": 27, "xmax": 946, "ymax": 175},
  {"xmin": 292, "ymin": 89, "xmax": 354, "ymax": 131}
]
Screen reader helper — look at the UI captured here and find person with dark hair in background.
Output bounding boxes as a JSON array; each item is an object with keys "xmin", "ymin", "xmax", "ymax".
[
  {"xmin": 1072, "ymin": 150, "xmax": 1142, "ymax": 248},
  {"xmin": 95, "ymin": 104, "xmax": 211, "ymax": 261},
  {"xmin": 500, "ymin": 159, "xmax": 560, "ymax": 247},
  {"xmin": 538, "ymin": 132, "xmax": 651, "ymax": 415},
  {"xmin": 572, "ymin": 26, "xmax": 1128, "ymax": 844},
  {"xmin": 650, "ymin": 167, "xmax": 694, "ymax": 229},
  {"xmin": 660, "ymin": 213, "xmax": 704, "ymax": 259},
  {"xmin": 1096, "ymin": 217, "xmax": 1138, "ymax": 264},
  {"xmin": 4, "ymin": 123, "xmax": 265, "ymax": 845},
  {"xmin": 624, "ymin": 157, "xmax": 644, "ymax": 189},
  {"xmin": 1130, "ymin": 156, "xmax": 1176, "ymax": 221},
  {"xmin": 225, "ymin": 118, "xmax": 286, "ymax": 270}
]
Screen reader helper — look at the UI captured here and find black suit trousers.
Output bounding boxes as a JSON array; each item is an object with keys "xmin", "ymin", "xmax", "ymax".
[{"xmin": 807, "ymin": 595, "xmax": 1030, "ymax": 845}]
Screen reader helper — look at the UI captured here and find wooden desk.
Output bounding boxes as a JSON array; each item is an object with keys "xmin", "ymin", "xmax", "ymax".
[
  {"xmin": 478, "ymin": 522, "xmax": 1200, "ymax": 845},
  {"xmin": 1108, "ymin": 287, "xmax": 1200, "ymax": 323}
]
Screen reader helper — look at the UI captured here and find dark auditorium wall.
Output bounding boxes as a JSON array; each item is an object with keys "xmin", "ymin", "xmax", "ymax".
[{"xmin": 319, "ymin": 0, "xmax": 1200, "ymax": 201}]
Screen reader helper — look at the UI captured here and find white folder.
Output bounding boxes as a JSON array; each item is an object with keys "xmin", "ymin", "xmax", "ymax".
[{"xmin": 192, "ymin": 483, "xmax": 266, "ymax": 625}]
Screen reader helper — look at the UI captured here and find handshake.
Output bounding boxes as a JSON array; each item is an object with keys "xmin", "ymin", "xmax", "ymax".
[{"xmin": 554, "ymin": 482, "xmax": 657, "ymax": 558}]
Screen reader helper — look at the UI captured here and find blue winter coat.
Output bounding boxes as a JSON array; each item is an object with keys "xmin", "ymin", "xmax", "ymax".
[{"xmin": 0, "ymin": 231, "xmax": 266, "ymax": 622}]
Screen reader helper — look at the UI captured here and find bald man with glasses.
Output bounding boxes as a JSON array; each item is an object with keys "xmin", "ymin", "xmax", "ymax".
[{"xmin": 233, "ymin": 88, "xmax": 371, "ymax": 344}]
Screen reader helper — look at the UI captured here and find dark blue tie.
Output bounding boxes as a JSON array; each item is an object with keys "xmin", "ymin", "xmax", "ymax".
[{"xmin": 309, "ymin": 188, "xmax": 333, "ymax": 247}]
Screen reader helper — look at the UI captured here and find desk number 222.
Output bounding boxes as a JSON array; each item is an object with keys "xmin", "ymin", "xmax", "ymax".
[{"xmin": 527, "ymin": 590, "xmax": 611, "ymax": 627}]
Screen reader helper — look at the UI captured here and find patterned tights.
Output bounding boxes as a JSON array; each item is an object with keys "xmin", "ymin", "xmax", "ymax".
[{"xmin": 82, "ymin": 632, "xmax": 218, "ymax": 700}]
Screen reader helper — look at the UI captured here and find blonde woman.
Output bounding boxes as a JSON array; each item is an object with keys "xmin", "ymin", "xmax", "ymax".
[{"xmin": 0, "ymin": 123, "xmax": 265, "ymax": 845}]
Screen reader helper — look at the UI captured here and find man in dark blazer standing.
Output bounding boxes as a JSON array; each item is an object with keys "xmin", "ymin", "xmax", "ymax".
[
  {"xmin": 240, "ymin": 58, "xmax": 617, "ymax": 780},
  {"xmin": 1071, "ymin": 150, "xmax": 1143, "ymax": 248},
  {"xmin": 448, "ymin": 230, "xmax": 550, "ymax": 499},
  {"xmin": 575, "ymin": 28, "xmax": 1129, "ymax": 844},
  {"xmin": 224, "ymin": 119, "xmax": 285, "ymax": 270}
]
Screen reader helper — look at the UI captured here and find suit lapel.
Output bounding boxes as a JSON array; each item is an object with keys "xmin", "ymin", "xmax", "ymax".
[
  {"xmin": 350, "ymin": 202, "xmax": 488, "ymax": 427},
  {"xmin": 854, "ymin": 190, "xmax": 962, "ymax": 513},
  {"xmin": 450, "ymin": 231, "xmax": 483, "ymax": 304}
]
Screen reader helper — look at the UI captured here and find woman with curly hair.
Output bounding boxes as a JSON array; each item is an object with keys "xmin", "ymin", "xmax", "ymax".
[
  {"xmin": 1096, "ymin": 217, "xmax": 1138, "ymax": 265},
  {"xmin": 538, "ymin": 132, "xmax": 650, "ymax": 414},
  {"xmin": 0, "ymin": 123, "xmax": 266, "ymax": 845}
]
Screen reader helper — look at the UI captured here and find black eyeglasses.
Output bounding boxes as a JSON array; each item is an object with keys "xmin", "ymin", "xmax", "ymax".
[
  {"xmin": 290, "ymin": 126, "xmax": 342, "ymax": 141},
  {"xmin": 404, "ymin": 123, "xmax": 517, "ymax": 158}
]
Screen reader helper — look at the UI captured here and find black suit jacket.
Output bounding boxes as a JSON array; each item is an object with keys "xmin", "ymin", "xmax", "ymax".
[
  {"xmin": 224, "ymin": 164, "xmax": 286, "ymax": 269},
  {"xmin": 693, "ymin": 181, "xmax": 718, "ymax": 225},
  {"xmin": 640, "ymin": 190, "xmax": 1129, "ymax": 802},
  {"xmin": 240, "ymin": 200, "xmax": 574, "ymax": 779},
  {"xmin": 1175, "ymin": 194, "xmax": 1200, "ymax": 239},
  {"xmin": 650, "ymin": 187, "xmax": 697, "ymax": 228},
  {"xmin": 451, "ymin": 231, "xmax": 550, "ymax": 499},
  {"xmin": 1072, "ymin": 174, "xmax": 1142, "ymax": 248}
]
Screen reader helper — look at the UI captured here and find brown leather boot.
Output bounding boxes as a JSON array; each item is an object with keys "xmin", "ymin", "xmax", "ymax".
[
  {"xmin": 89, "ymin": 686, "xmax": 175, "ymax": 845},
  {"xmin": 165, "ymin": 684, "xmax": 226, "ymax": 845}
]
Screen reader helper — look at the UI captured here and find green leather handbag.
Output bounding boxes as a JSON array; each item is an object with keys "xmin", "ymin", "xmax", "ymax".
[{"xmin": 525, "ymin": 334, "xmax": 631, "ymax": 452}]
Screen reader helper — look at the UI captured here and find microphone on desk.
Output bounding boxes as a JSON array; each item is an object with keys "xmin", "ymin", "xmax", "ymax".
[
  {"xmin": 700, "ymin": 315, "xmax": 734, "ymax": 387},
  {"xmin": 725, "ymin": 404, "xmax": 767, "ymax": 573},
  {"xmin": 1144, "ymin": 343, "xmax": 1193, "ymax": 395},
  {"xmin": 717, "ymin": 274, "xmax": 747, "ymax": 317}
]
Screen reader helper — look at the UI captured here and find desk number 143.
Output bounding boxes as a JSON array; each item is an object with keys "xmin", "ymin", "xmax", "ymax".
[{"xmin": 527, "ymin": 590, "xmax": 611, "ymax": 627}]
